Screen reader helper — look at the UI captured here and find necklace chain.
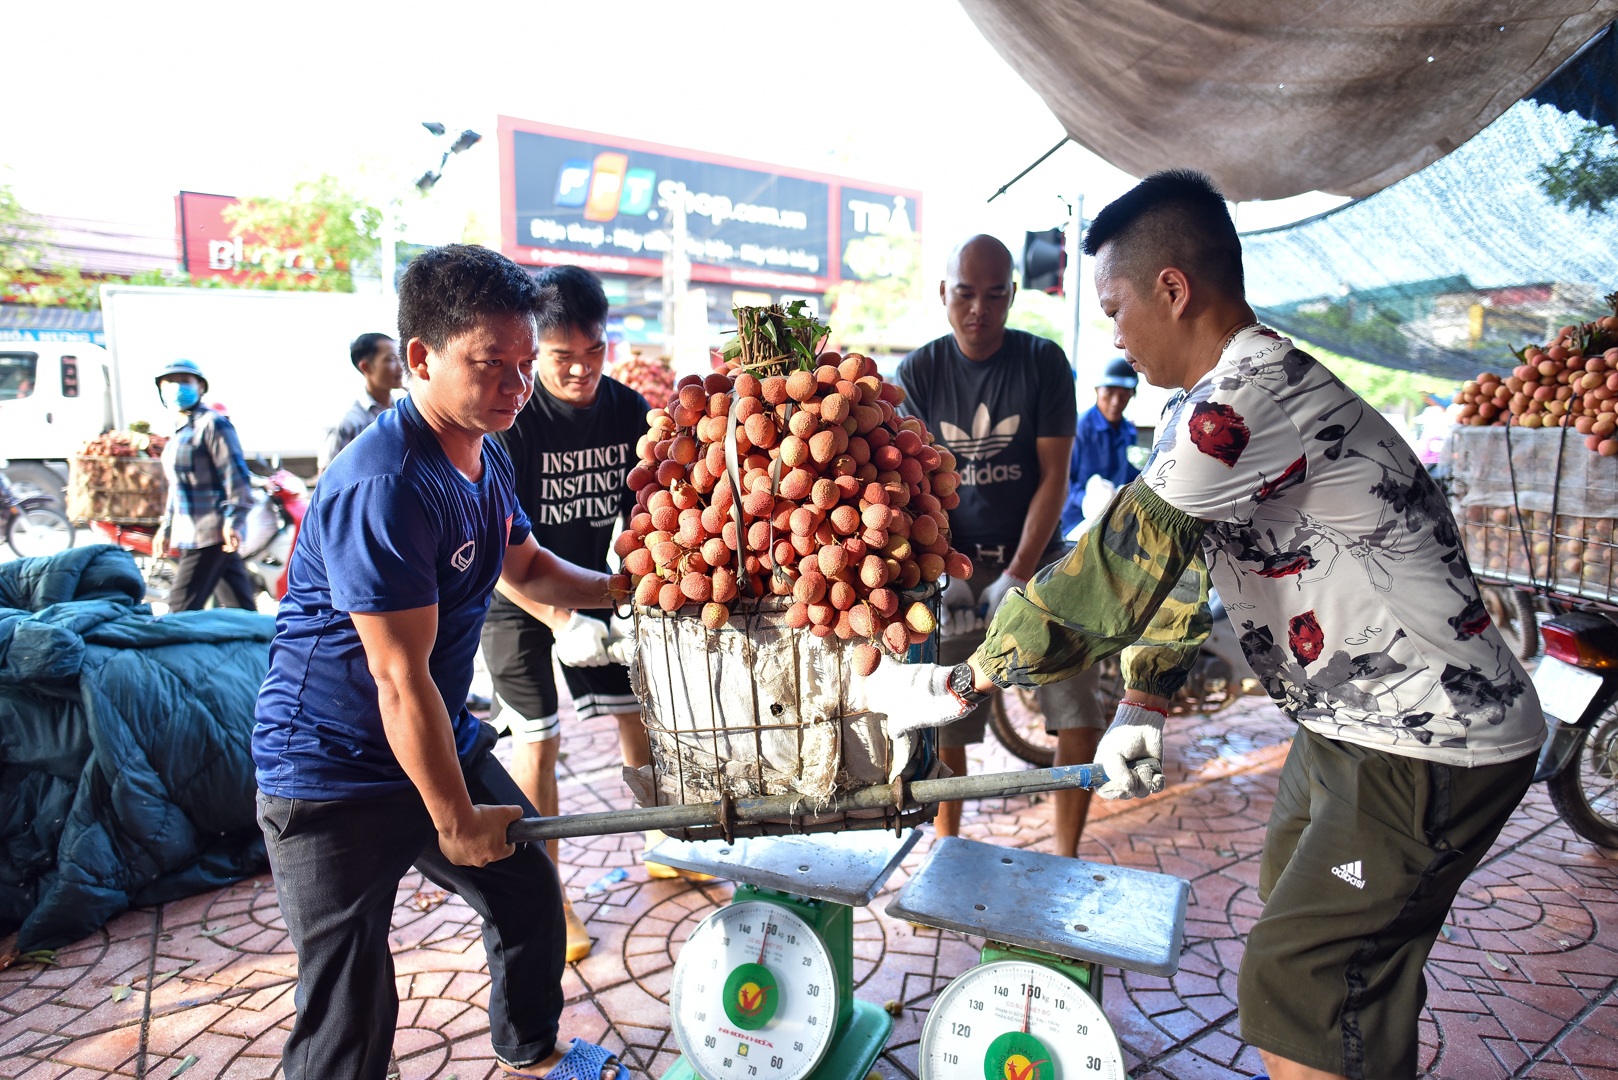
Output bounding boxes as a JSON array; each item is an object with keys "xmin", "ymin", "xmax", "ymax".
[{"xmin": 1219, "ymin": 320, "xmax": 1261, "ymax": 356}]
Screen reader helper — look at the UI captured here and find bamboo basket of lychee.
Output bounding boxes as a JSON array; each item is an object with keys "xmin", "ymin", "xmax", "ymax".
[{"xmin": 613, "ymin": 303, "xmax": 972, "ymax": 838}]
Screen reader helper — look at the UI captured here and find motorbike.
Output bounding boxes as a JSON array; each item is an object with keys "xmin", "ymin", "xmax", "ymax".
[
  {"xmin": 88, "ymin": 468, "xmax": 309, "ymax": 607},
  {"xmin": 1, "ymin": 466, "xmax": 75, "ymax": 559},
  {"xmin": 989, "ymin": 591, "xmax": 1252, "ymax": 768},
  {"xmin": 1528, "ymin": 609, "xmax": 1618, "ymax": 849}
]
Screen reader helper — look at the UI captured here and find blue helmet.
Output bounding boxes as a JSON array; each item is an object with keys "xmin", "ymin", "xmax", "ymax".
[
  {"xmin": 154, "ymin": 359, "xmax": 209, "ymax": 395},
  {"xmin": 1096, "ymin": 357, "xmax": 1137, "ymax": 390}
]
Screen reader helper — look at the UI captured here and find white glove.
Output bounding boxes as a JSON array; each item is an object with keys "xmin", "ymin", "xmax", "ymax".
[
  {"xmin": 940, "ymin": 575, "xmax": 982, "ymax": 638},
  {"xmin": 604, "ymin": 614, "xmax": 635, "ymax": 667},
  {"xmin": 855, "ymin": 661, "xmax": 978, "ymax": 737},
  {"xmin": 1080, "ymin": 475, "xmax": 1116, "ymax": 527},
  {"xmin": 979, "ymin": 571, "xmax": 1027, "ymax": 621},
  {"xmin": 1095, "ymin": 701, "xmax": 1167, "ymax": 800},
  {"xmin": 552, "ymin": 611, "xmax": 611, "ymax": 667}
]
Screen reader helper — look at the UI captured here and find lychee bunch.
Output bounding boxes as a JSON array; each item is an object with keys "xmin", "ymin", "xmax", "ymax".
[{"xmin": 615, "ymin": 349, "xmax": 972, "ymax": 673}]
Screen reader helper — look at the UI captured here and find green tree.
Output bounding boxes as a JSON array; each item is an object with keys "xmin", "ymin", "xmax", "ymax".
[
  {"xmin": 0, "ymin": 181, "xmax": 46, "ymax": 299},
  {"xmin": 827, "ymin": 234, "xmax": 929, "ymax": 353},
  {"xmin": 1297, "ymin": 338, "xmax": 1457, "ymax": 414},
  {"xmin": 223, "ymin": 174, "xmax": 382, "ymax": 291},
  {"xmin": 1006, "ymin": 288, "xmax": 1068, "ymax": 345},
  {"xmin": 1540, "ymin": 122, "xmax": 1618, "ymax": 215}
]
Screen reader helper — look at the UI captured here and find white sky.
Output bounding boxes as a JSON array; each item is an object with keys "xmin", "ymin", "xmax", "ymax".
[{"xmin": 2, "ymin": 0, "xmax": 1345, "ymax": 368}]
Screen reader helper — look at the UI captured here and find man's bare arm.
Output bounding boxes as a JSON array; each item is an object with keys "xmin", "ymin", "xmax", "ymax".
[
  {"xmin": 497, "ymin": 534, "xmax": 621, "ymax": 623},
  {"xmin": 1008, "ymin": 435, "xmax": 1075, "ymax": 580},
  {"xmin": 351, "ymin": 605, "xmax": 519, "ymax": 866}
]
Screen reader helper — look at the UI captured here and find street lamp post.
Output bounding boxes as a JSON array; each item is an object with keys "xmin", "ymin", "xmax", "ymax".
[{"xmin": 381, "ymin": 124, "xmax": 482, "ymax": 296}]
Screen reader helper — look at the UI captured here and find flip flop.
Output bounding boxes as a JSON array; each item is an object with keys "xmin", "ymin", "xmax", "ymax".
[{"xmin": 499, "ymin": 1039, "xmax": 620, "ymax": 1080}]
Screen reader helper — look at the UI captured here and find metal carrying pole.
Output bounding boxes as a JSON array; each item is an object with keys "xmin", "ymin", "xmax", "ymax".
[{"xmin": 508, "ymin": 760, "xmax": 1159, "ymax": 843}]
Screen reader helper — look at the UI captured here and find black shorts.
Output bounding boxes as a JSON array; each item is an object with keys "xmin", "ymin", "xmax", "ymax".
[
  {"xmin": 1238, "ymin": 725, "xmax": 1534, "ymax": 1079},
  {"xmin": 479, "ymin": 609, "xmax": 638, "ymax": 742}
]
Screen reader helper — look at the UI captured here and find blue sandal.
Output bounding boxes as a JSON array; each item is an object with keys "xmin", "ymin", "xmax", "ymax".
[{"xmin": 499, "ymin": 1039, "xmax": 620, "ymax": 1079}]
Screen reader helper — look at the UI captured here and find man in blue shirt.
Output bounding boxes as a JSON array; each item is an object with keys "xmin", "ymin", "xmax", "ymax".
[
  {"xmin": 1060, "ymin": 357, "xmax": 1140, "ymax": 536},
  {"xmin": 254, "ymin": 245, "xmax": 620, "ymax": 1080}
]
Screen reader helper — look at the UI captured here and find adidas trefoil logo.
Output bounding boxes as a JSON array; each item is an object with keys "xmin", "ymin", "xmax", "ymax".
[
  {"xmin": 938, "ymin": 403, "xmax": 1019, "ymax": 461},
  {"xmin": 1332, "ymin": 860, "xmax": 1365, "ymax": 889}
]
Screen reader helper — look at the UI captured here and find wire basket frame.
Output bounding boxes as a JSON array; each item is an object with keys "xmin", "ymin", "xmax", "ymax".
[
  {"xmin": 624, "ymin": 587, "xmax": 942, "ymax": 841},
  {"xmin": 1450, "ymin": 426, "xmax": 1618, "ymax": 606}
]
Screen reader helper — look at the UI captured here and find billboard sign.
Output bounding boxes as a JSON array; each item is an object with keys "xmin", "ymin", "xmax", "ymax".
[
  {"xmin": 174, "ymin": 191, "xmax": 338, "ymax": 284},
  {"xmin": 500, "ymin": 117, "xmax": 919, "ymax": 293},
  {"xmin": 176, "ymin": 191, "xmax": 254, "ymax": 282}
]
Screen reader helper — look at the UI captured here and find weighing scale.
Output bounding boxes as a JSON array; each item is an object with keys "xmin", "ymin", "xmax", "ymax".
[
  {"xmin": 652, "ymin": 829, "xmax": 920, "ymax": 1080},
  {"xmin": 888, "ymin": 837, "xmax": 1189, "ymax": 1080}
]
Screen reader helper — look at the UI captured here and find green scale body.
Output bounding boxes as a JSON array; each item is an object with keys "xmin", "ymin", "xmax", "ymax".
[{"xmin": 664, "ymin": 885, "xmax": 891, "ymax": 1080}]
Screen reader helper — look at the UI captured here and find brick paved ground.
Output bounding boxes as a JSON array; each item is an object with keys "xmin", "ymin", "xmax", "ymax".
[{"xmin": 4, "ymin": 691, "xmax": 1616, "ymax": 1079}]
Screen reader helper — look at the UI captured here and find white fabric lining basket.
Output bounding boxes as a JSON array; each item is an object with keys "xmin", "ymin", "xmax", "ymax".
[{"xmin": 623, "ymin": 592, "xmax": 942, "ymax": 840}]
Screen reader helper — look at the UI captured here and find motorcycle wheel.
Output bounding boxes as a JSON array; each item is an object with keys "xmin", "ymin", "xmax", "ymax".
[
  {"xmin": 1179, "ymin": 652, "xmax": 1238, "ymax": 714},
  {"xmin": 1482, "ymin": 586, "xmax": 1539, "ymax": 661},
  {"xmin": 5, "ymin": 505, "xmax": 74, "ymax": 558},
  {"xmin": 1547, "ymin": 707, "xmax": 1618, "ymax": 850},
  {"xmin": 987, "ymin": 656, "xmax": 1127, "ymax": 768}
]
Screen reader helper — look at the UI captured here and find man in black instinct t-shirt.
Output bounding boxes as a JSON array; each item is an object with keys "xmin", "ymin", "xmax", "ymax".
[
  {"xmin": 897, "ymin": 234, "xmax": 1098, "ymax": 853},
  {"xmin": 481, "ymin": 266, "xmax": 652, "ymax": 963}
]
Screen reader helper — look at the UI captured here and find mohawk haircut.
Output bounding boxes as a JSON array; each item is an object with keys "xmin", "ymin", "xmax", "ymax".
[{"xmin": 1083, "ymin": 169, "xmax": 1245, "ymax": 297}]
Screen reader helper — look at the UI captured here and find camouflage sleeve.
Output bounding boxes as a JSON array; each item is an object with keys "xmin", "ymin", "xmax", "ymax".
[
  {"xmin": 973, "ymin": 481, "xmax": 1207, "ymax": 688},
  {"xmin": 1119, "ymin": 557, "xmax": 1212, "ymax": 698}
]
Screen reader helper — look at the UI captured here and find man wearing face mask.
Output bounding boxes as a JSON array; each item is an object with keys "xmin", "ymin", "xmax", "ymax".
[{"xmin": 151, "ymin": 359, "xmax": 256, "ymax": 612}]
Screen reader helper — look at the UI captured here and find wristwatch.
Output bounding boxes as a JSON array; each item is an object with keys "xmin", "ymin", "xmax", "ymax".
[{"xmin": 947, "ymin": 662, "xmax": 989, "ymax": 708}]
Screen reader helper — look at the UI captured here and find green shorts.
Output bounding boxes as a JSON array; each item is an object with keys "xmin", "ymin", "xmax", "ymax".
[{"xmin": 1239, "ymin": 725, "xmax": 1534, "ymax": 1079}]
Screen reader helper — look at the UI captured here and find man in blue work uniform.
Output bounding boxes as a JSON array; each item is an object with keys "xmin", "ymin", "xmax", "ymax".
[{"xmin": 1060, "ymin": 357, "xmax": 1140, "ymax": 538}]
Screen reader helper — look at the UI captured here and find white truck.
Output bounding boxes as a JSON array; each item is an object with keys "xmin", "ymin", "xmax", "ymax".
[{"xmin": 0, "ymin": 286, "xmax": 399, "ymax": 507}]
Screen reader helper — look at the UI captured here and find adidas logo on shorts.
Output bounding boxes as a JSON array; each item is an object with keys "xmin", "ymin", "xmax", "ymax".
[{"xmin": 1332, "ymin": 860, "xmax": 1365, "ymax": 889}]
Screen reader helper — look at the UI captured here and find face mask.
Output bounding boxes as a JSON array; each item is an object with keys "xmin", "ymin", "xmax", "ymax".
[{"xmin": 168, "ymin": 383, "xmax": 201, "ymax": 409}]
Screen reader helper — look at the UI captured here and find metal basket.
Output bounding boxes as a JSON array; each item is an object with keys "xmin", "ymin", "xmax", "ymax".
[
  {"xmin": 624, "ymin": 586, "xmax": 942, "ymax": 842},
  {"xmin": 66, "ymin": 455, "xmax": 166, "ymax": 525},
  {"xmin": 1450, "ymin": 426, "xmax": 1618, "ymax": 606}
]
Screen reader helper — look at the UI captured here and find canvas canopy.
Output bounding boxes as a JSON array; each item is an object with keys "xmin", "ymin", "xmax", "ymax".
[{"xmin": 961, "ymin": 0, "xmax": 1618, "ymax": 201}]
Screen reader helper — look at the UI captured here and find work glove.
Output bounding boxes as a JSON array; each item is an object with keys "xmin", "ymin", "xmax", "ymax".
[
  {"xmin": 1094, "ymin": 701, "xmax": 1167, "ymax": 799},
  {"xmin": 604, "ymin": 614, "xmax": 636, "ymax": 667},
  {"xmin": 553, "ymin": 611, "xmax": 611, "ymax": 667},
  {"xmin": 855, "ymin": 661, "xmax": 980, "ymax": 738},
  {"xmin": 940, "ymin": 574, "xmax": 982, "ymax": 638},
  {"xmin": 979, "ymin": 571, "xmax": 1027, "ymax": 622}
]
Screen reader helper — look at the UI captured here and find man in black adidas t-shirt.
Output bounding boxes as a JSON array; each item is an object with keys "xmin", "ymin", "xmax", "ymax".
[
  {"xmin": 896, "ymin": 235, "xmax": 1095, "ymax": 854},
  {"xmin": 481, "ymin": 266, "xmax": 650, "ymax": 962}
]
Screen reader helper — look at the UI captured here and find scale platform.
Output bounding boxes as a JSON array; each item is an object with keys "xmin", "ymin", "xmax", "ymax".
[
  {"xmin": 886, "ymin": 836, "xmax": 1189, "ymax": 977},
  {"xmin": 645, "ymin": 829, "xmax": 922, "ymax": 906}
]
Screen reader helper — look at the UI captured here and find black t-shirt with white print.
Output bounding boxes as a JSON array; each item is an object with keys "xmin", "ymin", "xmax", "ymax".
[
  {"xmin": 485, "ymin": 374, "xmax": 648, "ymax": 624},
  {"xmin": 895, "ymin": 329, "xmax": 1076, "ymax": 550}
]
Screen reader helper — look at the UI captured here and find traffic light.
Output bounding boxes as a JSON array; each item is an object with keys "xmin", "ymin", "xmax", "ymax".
[{"xmin": 1022, "ymin": 228, "xmax": 1065, "ymax": 296}]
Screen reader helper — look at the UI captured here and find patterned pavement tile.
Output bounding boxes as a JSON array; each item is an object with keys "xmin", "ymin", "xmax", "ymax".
[{"xmin": 5, "ymin": 693, "xmax": 1618, "ymax": 1078}]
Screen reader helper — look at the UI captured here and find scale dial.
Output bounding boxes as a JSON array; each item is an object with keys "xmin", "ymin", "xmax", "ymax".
[
  {"xmin": 919, "ymin": 959, "xmax": 1125, "ymax": 1080},
  {"xmin": 670, "ymin": 900, "xmax": 840, "ymax": 1080}
]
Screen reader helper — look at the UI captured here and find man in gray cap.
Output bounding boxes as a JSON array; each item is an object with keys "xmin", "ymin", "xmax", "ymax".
[{"xmin": 1061, "ymin": 357, "xmax": 1140, "ymax": 537}]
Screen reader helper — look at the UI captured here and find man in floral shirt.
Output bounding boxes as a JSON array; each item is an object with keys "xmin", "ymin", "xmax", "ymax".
[{"xmin": 863, "ymin": 171, "xmax": 1542, "ymax": 1080}]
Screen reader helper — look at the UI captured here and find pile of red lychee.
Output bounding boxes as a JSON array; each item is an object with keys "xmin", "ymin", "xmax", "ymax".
[{"xmin": 611, "ymin": 351, "xmax": 973, "ymax": 675}]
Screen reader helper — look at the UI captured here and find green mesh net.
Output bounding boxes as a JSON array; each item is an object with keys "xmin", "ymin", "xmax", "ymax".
[{"xmin": 1243, "ymin": 23, "xmax": 1618, "ymax": 381}]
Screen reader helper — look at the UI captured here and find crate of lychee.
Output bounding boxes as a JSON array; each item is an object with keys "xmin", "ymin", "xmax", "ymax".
[
  {"xmin": 65, "ymin": 429, "xmax": 170, "ymax": 525},
  {"xmin": 1449, "ymin": 296, "xmax": 1618, "ymax": 605},
  {"xmin": 614, "ymin": 303, "xmax": 974, "ymax": 840}
]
